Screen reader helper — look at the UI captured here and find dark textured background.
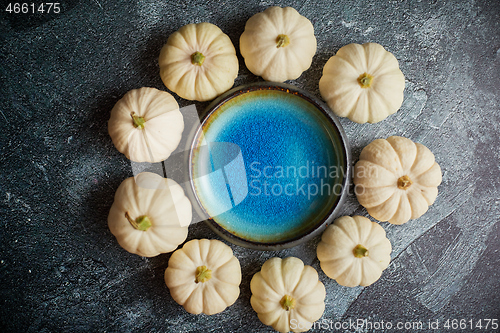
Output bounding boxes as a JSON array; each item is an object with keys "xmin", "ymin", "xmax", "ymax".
[{"xmin": 1, "ymin": 0, "xmax": 499, "ymax": 332}]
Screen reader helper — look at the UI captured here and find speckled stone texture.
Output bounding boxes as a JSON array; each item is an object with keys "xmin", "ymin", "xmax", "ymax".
[{"xmin": 0, "ymin": 0, "xmax": 499, "ymax": 332}]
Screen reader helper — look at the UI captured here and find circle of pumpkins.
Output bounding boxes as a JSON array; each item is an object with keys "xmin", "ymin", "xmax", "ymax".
[{"xmin": 107, "ymin": 6, "xmax": 442, "ymax": 333}]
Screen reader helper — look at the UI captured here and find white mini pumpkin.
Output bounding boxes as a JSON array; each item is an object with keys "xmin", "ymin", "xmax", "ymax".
[
  {"xmin": 165, "ymin": 239, "xmax": 242, "ymax": 315},
  {"xmin": 108, "ymin": 172, "xmax": 191, "ymax": 257},
  {"xmin": 317, "ymin": 215, "xmax": 392, "ymax": 287},
  {"xmin": 319, "ymin": 43, "xmax": 405, "ymax": 123},
  {"xmin": 353, "ymin": 136, "xmax": 442, "ymax": 225},
  {"xmin": 108, "ymin": 87, "xmax": 184, "ymax": 163},
  {"xmin": 240, "ymin": 6, "xmax": 317, "ymax": 82},
  {"xmin": 159, "ymin": 22, "xmax": 239, "ymax": 102},
  {"xmin": 250, "ymin": 257, "xmax": 325, "ymax": 333}
]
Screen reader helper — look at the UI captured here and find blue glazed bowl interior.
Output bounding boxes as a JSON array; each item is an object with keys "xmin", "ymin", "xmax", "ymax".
[{"xmin": 190, "ymin": 83, "xmax": 350, "ymax": 250}]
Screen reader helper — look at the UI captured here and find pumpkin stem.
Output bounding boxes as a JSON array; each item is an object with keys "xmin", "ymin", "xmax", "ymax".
[
  {"xmin": 276, "ymin": 34, "xmax": 290, "ymax": 48},
  {"xmin": 397, "ymin": 175, "xmax": 413, "ymax": 190},
  {"xmin": 125, "ymin": 212, "xmax": 152, "ymax": 231},
  {"xmin": 357, "ymin": 73, "xmax": 374, "ymax": 88},
  {"xmin": 130, "ymin": 112, "xmax": 146, "ymax": 129},
  {"xmin": 280, "ymin": 295, "xmax": 296, "ymax": 311},
  {"xmin": 353, "ymin": 244, "xmax": 369, "ymax": 258},
  {"xmin": 191, "ymin": 51, "xmax": 205, "ymax": 66},
  {"xmin": 195, "ymin": 265, "xmax": 212, "ymax": 283}
]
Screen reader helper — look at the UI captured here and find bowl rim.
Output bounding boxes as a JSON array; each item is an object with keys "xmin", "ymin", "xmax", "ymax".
[{"xmin": 187, "ymin": 81, "xmax": 351, "ymax": 251}]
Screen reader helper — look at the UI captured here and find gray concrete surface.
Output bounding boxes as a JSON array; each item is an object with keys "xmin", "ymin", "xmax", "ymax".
[{"xmin": 1, "ymin": 0, "xmax": 499, "ymax": 332}]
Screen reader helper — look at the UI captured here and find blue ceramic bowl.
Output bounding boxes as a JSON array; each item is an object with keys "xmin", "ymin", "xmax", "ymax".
[{"xmin": 189, "ymin": 82, "xmax": 350, "ymax": 250}]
